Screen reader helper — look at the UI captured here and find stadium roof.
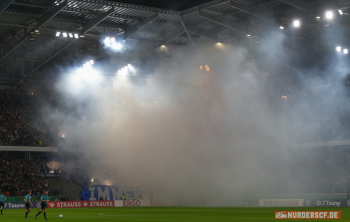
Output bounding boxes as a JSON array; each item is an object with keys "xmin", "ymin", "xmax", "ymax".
[
  {"xmin": 107, "ymin": 0, "xmax": 214, "ymax": 11},
  {"xmin": 0, "ymin": 0, "xmax": 348, "ymax": 85}
]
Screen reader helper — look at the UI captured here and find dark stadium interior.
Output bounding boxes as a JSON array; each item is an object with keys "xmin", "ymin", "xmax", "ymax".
[{"xmin": 1, "ymin": 0, "xmax": 350, "ymax": 221}]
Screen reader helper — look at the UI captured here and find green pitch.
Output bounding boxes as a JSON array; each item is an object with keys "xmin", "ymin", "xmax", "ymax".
[{"xmin": 1, "ymin": 207, "xmax": 350, "ymax": 221}]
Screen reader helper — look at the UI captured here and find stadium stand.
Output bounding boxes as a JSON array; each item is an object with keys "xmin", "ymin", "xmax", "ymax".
[
  {"xmin": 294, "ymin": 82, "xmax": 350, "ymax": 143},
  {"xmin": 272, "ymin": 147, "xmax": 350, "ymax": 194},
  {"xmin": 31, "ymin": 152, "xmax": 86, "ymax": 199},
  {"xmin": 2, "ymin": 85, "xmax": 349, "ymax": 198},
  {"xmin": 0, "ymin": 88, "xmax": 56, "ymax": 146},
  {"xmin": 0, "ymin": 158, "xmax": 58, "ymax": 196}
]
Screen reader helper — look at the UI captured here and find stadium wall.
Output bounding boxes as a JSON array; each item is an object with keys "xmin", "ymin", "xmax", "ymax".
[
  {"xmin": 291, "ymin": 140, "xmax": 350, "ymax": 149},
  {"xmin": 5, "ymin": 196, "xmax": 59, "ymax": 202},
  {"xmin": 257, "ymin": 193, "xmax": 348, "ymax": 200},
  {"xmin": 0, "ymin": 146, "xmax": 57, "ymax": 152},
  {"xmin": 4, "ymin": 199, "xmax": 350, "ymax": 209}
]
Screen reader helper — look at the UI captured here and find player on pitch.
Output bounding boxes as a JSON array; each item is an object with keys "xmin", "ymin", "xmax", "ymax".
[
  {"xmin": 24, "ymin": 191, "xmax": 33, "ymax": 219},
  {"xmin": 35, "ymin": 190, "xmax": 49, "ymax": 221},
  {"xmin": 0, "ymin": 191, "xmax": 5, "ymax": 216}
]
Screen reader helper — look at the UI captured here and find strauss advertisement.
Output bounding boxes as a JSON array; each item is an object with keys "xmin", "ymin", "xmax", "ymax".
[{"xmin": 47, "ymin": 201, "xmax": 114, "ymax": 208}]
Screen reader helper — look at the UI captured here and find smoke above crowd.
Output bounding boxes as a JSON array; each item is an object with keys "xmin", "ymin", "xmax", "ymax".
[{"xmin": 40, "ymin": 27, "xmax": 350, "ymax": 200}]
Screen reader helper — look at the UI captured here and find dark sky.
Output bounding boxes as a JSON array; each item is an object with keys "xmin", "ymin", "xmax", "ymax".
[{"xmin": 108, "ymin": 0, "xmax": 213, "ymax": 11}]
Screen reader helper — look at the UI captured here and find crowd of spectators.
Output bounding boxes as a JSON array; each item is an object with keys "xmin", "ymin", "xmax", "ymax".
[
  {"xmin": 271, "ymin": 146, "xmax": 350, "ymax": 194},
  {"xmin": 0, "ymin": 159, "xmax": 57, "ymax": 197},
  {"xmin": 298, "ymin": 106, "xmax": 350, "ymax": 143},
  {"xmin": 294, "ymin": 82, "xmax": 350, "ymax": 143},
  {"xmin": 0, "ymin": 88, "xmax": 56, "ymax": 146},
  {"xmin": 0, "ymin": 88, "xmax": 90, "ymax": 198}
]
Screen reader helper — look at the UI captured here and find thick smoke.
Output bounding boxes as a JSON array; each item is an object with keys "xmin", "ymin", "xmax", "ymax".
[{"xmin": 40, "ymin": 29, "xmax": 350, "ymax": 200}]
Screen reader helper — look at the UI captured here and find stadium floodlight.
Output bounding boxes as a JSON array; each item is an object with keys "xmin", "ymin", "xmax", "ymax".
[
  {"xmin": 74, "ymin": 33, "xmax": 79, "ymax": 39},
  {"xmin": 112, "ymin": 42, "xmax": 123, "ymax": 50},
  {"xmin": 85, "ymin": 61, "xmax": 92, "ymax": 67},
  {"xmin": 120, "ymin": 68, "xmax": 127, "ymax": 74},
  {"xmin": 68, "ymin": 33, "xmax": 73, "ymax": 38},
  {"xmin": 316, "ymin": 16, "xmax": 321, "ymax": 19},
  {"xmin": 80, "ymin": 35, "xmax": 85, "ymax": 38},
  {"xmin": 279, "ymin": 26, "xmax": 284, "ymax": 29},
  {"xmin": 104, "ymin": 37, "xmax": 111, "ymax": 46},
  {"xmin": 293, "ymin": 20, "xmax": 300, "ymax": 27},
  {"xmin": 90, "ymin": 60, "xmax": 94, "ymax": 65},
  {"xmin": 62, "ymin": 32, "xmax": 68, "ymax": 37},
  {"xmin": 325, "ymin": 11, "xmax": 333, "ymax": 19},
  {"xmin": 344, "ymin": 49, "xmax": 348, "ymax": 54},
  {"xmin": 336, "ymin": 46, "xmax": 341, "ymax": 52},
  {"xmin": 56, "ymin": 32, "xmax": 61, "ymax": 37},
  {"xmin": 35, "ymin": 30, "xmax": 39, "ymax": 33},
  {"xmin": 104, "ymin": 37, "xmax": 123, "ymax": 50},
  {"xmin": 338, "ymin": 9, "xmax": 343, "ymax": 15},
  {"xmin": 217, "ymin": 42, "xmax": 221, "ymax": 44},
  {"xmin": 127, "ymin": 64, "xmax": 136, "ymax": 72},
  {"xmin": 247, "ymin": 34, "xmax": 251, "ymax": 37}
]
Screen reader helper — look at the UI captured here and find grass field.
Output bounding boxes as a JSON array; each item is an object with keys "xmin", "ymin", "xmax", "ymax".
[{"xmin": 1, "ymin": 207, "xmax": 350, "ymax": 221}]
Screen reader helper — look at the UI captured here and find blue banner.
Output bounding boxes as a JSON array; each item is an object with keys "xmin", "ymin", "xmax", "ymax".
[
  {"xmin": 4, "ymin": 202, "xmax": 42, "ymax": 209},
  {"xmin": 37, "ymin": 173, "xmax": 60, "ymax": 178},
  {"xmin": 84, "ymin": 186, "xmax": 142, "ymax": 201}
]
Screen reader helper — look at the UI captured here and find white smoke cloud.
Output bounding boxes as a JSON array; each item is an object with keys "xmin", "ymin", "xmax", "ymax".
[{"xmin": 39, "ymin": 30, "xmax": 350, "ymax": 201}]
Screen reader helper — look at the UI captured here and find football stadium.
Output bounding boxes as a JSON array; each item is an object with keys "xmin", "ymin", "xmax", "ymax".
[{"xmin": 1, "ymin": 0, "xmax": 350, "ymax": 221}]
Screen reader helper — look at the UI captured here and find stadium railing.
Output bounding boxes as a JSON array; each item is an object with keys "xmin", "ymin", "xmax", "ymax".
[{"xmin": 62, "ymin": 175, "xmax": 84, "ymax": 194}]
